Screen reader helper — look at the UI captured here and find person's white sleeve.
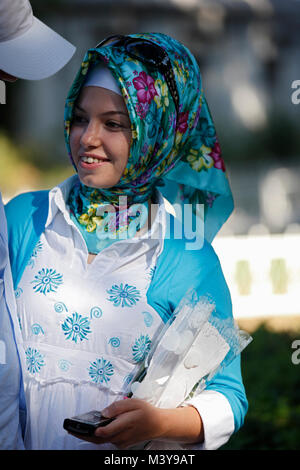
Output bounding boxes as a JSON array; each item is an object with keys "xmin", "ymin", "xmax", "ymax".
[
  {"xmin": 182, "ymin": 389, "xmax": 235, "ymax": 450},
  {"xmin": 0, "ymin": 196, "xmax": 25, "ymax": 450}
]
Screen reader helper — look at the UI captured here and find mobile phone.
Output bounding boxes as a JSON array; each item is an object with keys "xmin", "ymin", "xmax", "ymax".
[{"xmin": 63, "ymin": 410, "xmax": 114, "ymax": 436}]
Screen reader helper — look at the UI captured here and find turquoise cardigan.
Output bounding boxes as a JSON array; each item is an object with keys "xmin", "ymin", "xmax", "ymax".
[{"xmin": 5, "ymin": 190, "xmax": 248, "ymax": 437}]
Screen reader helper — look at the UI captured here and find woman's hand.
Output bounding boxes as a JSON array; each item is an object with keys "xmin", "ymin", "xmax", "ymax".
[{"xmin": 68, "ymin": 398, "xmax": 204, "ymax": 449}]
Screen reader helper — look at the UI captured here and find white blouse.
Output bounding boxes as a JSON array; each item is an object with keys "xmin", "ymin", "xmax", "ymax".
[{"xmin": 15, "ymin": 176, "xmax": 234, "ymax": 450}]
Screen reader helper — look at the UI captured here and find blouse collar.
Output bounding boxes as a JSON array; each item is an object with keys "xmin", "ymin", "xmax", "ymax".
[{"xmin": 45, "ymin": 175, "xmax": 169, "ymax": 256}]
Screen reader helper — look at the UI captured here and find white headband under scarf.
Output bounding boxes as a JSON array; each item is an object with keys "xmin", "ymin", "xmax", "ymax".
[{"xmin": 83, "ymin": 63, "xmax": 122, "ymax": 96}]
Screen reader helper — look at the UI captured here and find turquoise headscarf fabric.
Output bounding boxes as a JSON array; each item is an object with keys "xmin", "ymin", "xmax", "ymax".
[
  {"xmin": 68, "ymin": 180, "xmax": 149, "ymax": 253},
  {"xmin": 64, "ymin": 32, "xmax": 234, "ymax": 245}
]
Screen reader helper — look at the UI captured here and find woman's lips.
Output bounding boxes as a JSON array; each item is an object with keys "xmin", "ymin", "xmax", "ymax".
[{"xmin": 79, "ymin": 155, "xmax": 110, "ymax": 169}]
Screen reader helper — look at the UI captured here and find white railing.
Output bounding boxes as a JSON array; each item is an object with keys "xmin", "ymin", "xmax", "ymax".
[{"xmin": 212, "ymin": 233, "xmax": 300, "ymax": 319}]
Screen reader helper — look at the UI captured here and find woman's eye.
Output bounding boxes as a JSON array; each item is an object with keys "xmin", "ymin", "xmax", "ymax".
[{"xmin": 106, "ymin": 121, "xmax": 123, "ymax": 129}]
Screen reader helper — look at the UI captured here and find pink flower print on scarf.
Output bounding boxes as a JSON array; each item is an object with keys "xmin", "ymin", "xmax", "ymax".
[
  {"xmin": 210, "ymin": 140, "xmax": 226, "ymax": 172},
  {"xmin": 177, "ymin": 111, "xmax": 189, "ymax": 134},
  {"xmin": 133, "ymin": 71, "xmax": 158, "ymax": 104}
]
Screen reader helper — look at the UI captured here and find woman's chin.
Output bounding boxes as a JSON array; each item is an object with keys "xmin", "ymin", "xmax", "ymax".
[{"xmin": 78, "ymin": 173, "xmax": 116, "ymax": 189}]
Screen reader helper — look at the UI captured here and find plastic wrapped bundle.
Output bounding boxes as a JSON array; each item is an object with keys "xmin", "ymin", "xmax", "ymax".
[{"xmin": 129, "ymin": 288, "xmax": 252, "ymax": 409}]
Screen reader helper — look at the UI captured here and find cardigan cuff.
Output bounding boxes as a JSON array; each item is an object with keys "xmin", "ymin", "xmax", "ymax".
[{"xmin": 181, "ymin": 389, "xmax": 235, "ymax": 450}]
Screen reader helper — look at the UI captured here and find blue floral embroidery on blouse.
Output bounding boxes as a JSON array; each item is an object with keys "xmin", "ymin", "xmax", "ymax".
[
  {"xmin": 15, "ymin": 287, "xmax": 23, "ymax": 299},
  {"xmin": 88, "ymin": 358, "xmax": 114, "ymax": 384},
  {"xmin": 107, "ymin": 283, "xmax": 141, "ymax": 308},
  {"xmin": 54, "ymin": 302, "xmax": 68, "ymax": 313},
  {"xmin": 123, "ymin": 373, "xmax": 134, "ymax": 388},
  {"xmin": 31, "ymin": 268, "xmax": 63, "ymax": 295},
  {"xmin": 142, "ymin": 311, "xmax": 153, "ymax": 327},
  {"xmin": 58, "ymin": 359, "xmax": 72, "ymax": 372},
  {"xmin": 90, "ymin": 306, "xmax": 103, "ymax": 319},
  {"xmin": 147, "ymin": 266, "xmax": 156, "ymax": 281},
  {"xmin": 61, "ymin": 312, "xmax": 91, "ymax": 343},
  {"xmin": 31, "ymin": 323, "xmax": 44, "ymax": 335},
  {"xmin": 108, "ymin": 337, "xmax": 120, "ymax": 348},
  {"xmin": 27, "ymin": 240, "xmax": 43, "ymax": 268},
  {"xmin": 132, "ymin": 334, "xmax": 152, "ymax": 363},
  {"xmin": 32, "ymin": 239, "xmax": 43, "ymax": 257},
  {"xmin": 25, "ymin": 347, "xmax": 45, "ymax": 374}
]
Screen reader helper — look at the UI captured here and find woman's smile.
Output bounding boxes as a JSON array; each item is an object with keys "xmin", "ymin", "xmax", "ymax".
[{"xmin": 79, "ymin": 153, "xmax": 111, "ymax": 169}]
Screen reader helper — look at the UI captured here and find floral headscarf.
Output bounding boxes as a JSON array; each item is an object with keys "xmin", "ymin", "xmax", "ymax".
[{"xmin": 64, "ymin": 32, "xmax": 233, "ymax": 243}]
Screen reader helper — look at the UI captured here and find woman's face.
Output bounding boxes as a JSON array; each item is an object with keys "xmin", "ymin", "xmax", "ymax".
[{"xmin": 70, "ymin": 86, "xmax": 132, "ymax": 189}]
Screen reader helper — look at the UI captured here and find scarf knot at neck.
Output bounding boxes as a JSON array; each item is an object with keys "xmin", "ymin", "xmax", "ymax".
[{"xmin": 67, "ymin": 181, "xmax": 150, "ymax": 254}]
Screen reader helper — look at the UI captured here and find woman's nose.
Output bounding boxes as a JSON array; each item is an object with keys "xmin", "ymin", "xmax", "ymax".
[{"xmin": 80, "ymin": 121, "xmax": 102, "ymax": 148}]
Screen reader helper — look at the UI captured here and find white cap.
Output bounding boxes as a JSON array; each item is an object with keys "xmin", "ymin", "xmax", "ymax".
[
  {"xmin": 83, "ymin": 63, "xmax": 122, "ymax": 96},
  {"xmin": 0, "ymin": 0, "xmax": 76, "ymax": 80}
]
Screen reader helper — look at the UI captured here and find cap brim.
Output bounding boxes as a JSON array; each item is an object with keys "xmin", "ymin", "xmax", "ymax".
[{"xmin": 0, "ymin": 17, "xmax": 76, "ymax": 80}]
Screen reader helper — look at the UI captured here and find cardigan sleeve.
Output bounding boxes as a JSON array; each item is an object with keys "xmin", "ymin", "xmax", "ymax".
[
  {"xmin": 171, "ymin": 241, "xmax": 248, "ymax": 449},
  {"xmin": 147, "ymin": 233, "xmax": 248, "ymax": 450},
  {"xmin": 5, "ymin": 190, "xmax": 49, "ymax": 289}
]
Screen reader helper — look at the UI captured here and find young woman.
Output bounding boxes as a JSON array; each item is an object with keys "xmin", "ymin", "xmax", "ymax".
[{"xmin": 5, "ymin": 32, "xmax": 248, "ymax": 450}]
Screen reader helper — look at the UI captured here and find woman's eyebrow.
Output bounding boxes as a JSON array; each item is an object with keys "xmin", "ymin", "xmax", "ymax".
[{"xmin": 74, "ymin": 105, "xmax": 128, "ymax": 117}]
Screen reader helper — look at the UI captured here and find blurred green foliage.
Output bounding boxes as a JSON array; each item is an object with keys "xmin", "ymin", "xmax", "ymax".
[
  {"xmin": 221, "ymin": 325, "xmax": 300, "ymax": 450},
  {"xmin": 0, "ymin": 132, "xmax": 73, "ymax": 198}
]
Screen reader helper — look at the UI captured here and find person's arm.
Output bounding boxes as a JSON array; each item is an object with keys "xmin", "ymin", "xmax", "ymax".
[
  {"xmin": 181, "ymin": 355, "xmax": 247, "ymax": 450},
  {"xmin": 163, "ymin": 239, "xmax": 248, "ymax": 450},
  {"xmin": 68, "ymin": 396, "xmax": 204, "ymax": 449},
  {"xmin": 0, "ymin": 197, "xmax": 25, "ymax": 449},
  {"xmin": 89, "ymin": 356, "xmax": 246, "ymax": 451}
]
